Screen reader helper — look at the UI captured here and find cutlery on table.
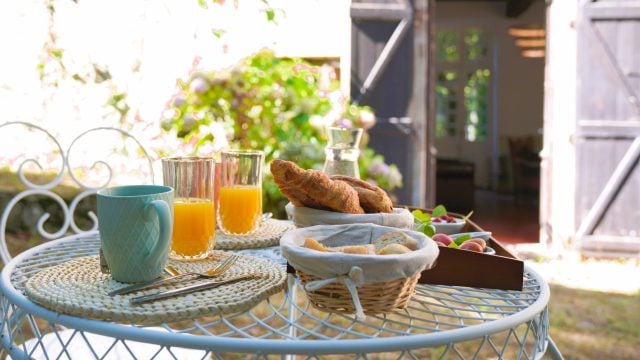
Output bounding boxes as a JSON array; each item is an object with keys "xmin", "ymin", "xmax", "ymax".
[
  {"xmin": 129, "ymin": 274, "xmax": 255, "ymax": 305},
  {"xmin": 100, "ymin": 248, "xmax": 110, "ymax": 274},
  {"xmin": 164, "ymin": 265, "xmax": 180, "ymax": 276},
  {"xmin": 108, "ymin": 254, "xmax": 239, "ymax": 296},
  {"xmin": 261, "ymin": 212, "xmax": 273, "ymax": 222}
]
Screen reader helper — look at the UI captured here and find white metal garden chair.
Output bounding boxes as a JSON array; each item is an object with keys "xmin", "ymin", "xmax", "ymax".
[{"xmin": 0, "ymin": 121, "xmax": 202, "ymax": 359}]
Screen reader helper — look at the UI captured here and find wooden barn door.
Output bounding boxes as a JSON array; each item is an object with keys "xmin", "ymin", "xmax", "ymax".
[
  {"xmin": 350, "ymin": 0, "xmax": 434, "ymax": 206},
  {"xmin": 575, "ymin": 0, "xmax": 640, "ymax": 256}
]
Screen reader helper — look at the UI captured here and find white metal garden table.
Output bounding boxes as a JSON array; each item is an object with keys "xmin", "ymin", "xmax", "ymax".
[{"xmin": 0, "ymin": 231, "xmax": 563, "ymax": 359}]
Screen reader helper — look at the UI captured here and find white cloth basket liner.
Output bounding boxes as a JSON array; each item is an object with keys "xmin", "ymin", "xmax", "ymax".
[
  {"xmin": 280, "ymin": 223, "xmax": 439, "ymax": 285},
  {"xmin": 285, "ymin": 203, "xmax": 415, "ymax": 229}
]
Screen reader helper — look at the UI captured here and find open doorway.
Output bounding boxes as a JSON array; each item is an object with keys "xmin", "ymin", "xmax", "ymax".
[{"xmin": 433, "ymin": 1, "xmax": 546, "ymax": 244}]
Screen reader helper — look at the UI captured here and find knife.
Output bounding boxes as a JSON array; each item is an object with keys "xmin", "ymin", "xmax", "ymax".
[
  {"xmin": 109, "ymin": 273, "xmax": 192, "ymax": 296},
  {"xmin": 129, "ymin": 274, "xmax": 254, "ymax": 305}
]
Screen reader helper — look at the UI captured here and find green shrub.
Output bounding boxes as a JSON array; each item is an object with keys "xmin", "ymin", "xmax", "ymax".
[{"xmin": 162, "ymin": 50, "xmax": 402, "ymax": 218}]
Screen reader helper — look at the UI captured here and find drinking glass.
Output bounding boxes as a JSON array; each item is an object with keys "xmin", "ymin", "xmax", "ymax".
[
  {"xmin": 217, "ymin": 150, "xmax": 264, "ymax": 235},
  {"xmin": 162, "ymin": 156, "xmax": 216, "ymax": 260}
]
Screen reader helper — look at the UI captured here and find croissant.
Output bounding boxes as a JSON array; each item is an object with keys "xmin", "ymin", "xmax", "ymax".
[
  {"xmin": 270, "ymin": 160, "xmax": 365, "ymax": 214},
  {"xmin": 331, "ymin": 175, "xmax": 394, "ymax": 213}
]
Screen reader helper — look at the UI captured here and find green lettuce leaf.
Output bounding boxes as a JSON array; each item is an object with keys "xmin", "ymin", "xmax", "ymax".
[
  {"xmin": 432, "ymin": 204, "xmax": 448, "ymax": 217},
  {"xmin": 454, "ymin": 234, "xmax": 472, "ymax": 245},
  {"xmin": 412, "ymin": 209, "xmax": 431, "ymax": 222}
]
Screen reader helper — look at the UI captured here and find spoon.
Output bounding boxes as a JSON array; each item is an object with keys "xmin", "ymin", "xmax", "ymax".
[
  {"xmin": 109, "ymin": 254, "xmax": 239, "ymax": 296},
  {"xmin": 164, "ymin": 265, "xmax": 180, "ymax": 276}
]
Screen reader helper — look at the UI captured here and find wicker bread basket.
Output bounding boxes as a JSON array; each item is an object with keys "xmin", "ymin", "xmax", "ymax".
[
  {"xmin": 296, "ymin": 270, "xmax": 421, "ymax": 314},
  {"xmin": 281, "ymin": 224, "xmax": 439, "ymax": 318}
]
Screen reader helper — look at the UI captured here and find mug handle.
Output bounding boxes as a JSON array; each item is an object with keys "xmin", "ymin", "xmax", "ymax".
[{"xmin": 144, "ymin": 199, "xmax": 172, "ymax": 265}]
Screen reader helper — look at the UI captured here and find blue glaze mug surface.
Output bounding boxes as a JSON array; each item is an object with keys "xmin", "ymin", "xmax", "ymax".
[{"xmin": 97, "ymin": 185, "xmax": 174, "ymax": 283}]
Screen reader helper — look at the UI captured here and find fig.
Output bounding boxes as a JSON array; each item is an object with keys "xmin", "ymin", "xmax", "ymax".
[
  {"xmin": 460, "ymin": 241, "xmax": 484, "ymax": 252},
  {"xmin": 465, "ymin": 238, "xmax": 487, "ymax": 250},
  {"xmin": 432, "ymin": 233, "xmax": 453, "ymax": 246}
]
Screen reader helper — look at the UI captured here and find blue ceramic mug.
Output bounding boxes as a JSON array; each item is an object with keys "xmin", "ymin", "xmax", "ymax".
[{"xmin": 97, "ymin": 185, "xmax": 174, "ymax": 283}]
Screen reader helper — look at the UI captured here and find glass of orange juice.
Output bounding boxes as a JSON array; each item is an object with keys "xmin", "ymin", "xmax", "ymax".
[
  {"xmin": 162, "ymin": 156, "xmax": 215, "ymax": 260},
  {"xmin": 218, "ymin": 149, "xmax": 264, "ymax": 235}
]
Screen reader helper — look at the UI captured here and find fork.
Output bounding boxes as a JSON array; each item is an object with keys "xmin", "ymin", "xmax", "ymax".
[
  {"xmin": 108, "ymin": 254, "xmax": 239, "ymax": 296},
  {"xmin": 129, "ymin": 274, "xmax": 256, "ymax": 305},
  {"xmin": 100, "ymin": 250, "xmax": 181, "ymax": 276}
]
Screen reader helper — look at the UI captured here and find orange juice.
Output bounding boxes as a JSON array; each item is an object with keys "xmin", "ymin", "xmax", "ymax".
[
  {"xmin": 218, "ymin": 185, "xmax": 262, "ymax": 234},
  {"xmin": 172, "ymin": 198, "xmax": 215, "ymax": 258}
]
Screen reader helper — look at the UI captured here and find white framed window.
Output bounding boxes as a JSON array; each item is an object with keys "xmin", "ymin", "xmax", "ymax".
[{"xmin": 435, "ymin": 27, "xmax": 491, "ymax": 142}]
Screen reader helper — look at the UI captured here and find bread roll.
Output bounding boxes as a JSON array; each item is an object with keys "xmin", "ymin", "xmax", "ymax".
[
  {"xmin": 377, "ymin": 243, "xmax": 412, "ymax": 255},
  {"xmin": 303, "ymin": 237, "xmax": 330, "ymax": 252},
  {"xmin": 373, "ymin": 231, "xmax": 418, "ymax": 252},
  {"xmin": 330, "ymin": 244, "xmax": 376, "ymax": 255}
]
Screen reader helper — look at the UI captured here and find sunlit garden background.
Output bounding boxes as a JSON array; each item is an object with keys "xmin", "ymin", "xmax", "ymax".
[
  {"xmin": 0, "ymin": 0, "xmax": 403, "ymax": 218},
  {"xmin": 0, "ymin": 1, "xmax": 639, "ymax": 359}
]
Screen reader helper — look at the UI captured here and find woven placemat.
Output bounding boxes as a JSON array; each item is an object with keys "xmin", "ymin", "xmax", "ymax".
[
  {"xmin": 25, "ymin": 252, "xmax": 286, "ymax": 325},
  {"xmin": 215, "ymin": 219, "xmax": 295, "ymax": 250}
]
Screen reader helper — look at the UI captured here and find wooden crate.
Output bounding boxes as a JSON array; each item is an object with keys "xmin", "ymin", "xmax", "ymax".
[
  {"xmin": 419, "ymin": 216, "xmax": 524, "ymax": 291},
  {"xmin": 285, "ymin": 210, "xmax": 524, "ymax": 291}
]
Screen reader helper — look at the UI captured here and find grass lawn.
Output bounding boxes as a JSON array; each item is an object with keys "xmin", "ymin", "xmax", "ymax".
[{"xmin": 544, "ymin": 284, "xmax": 640, "ymax": 360}]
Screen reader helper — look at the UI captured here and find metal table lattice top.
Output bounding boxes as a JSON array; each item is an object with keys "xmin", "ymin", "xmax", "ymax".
[{"xmin": 1, "ymin": 232, "xmax": 551, "ymax": 358}]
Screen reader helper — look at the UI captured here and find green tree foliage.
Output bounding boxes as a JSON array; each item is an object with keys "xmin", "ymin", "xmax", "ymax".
[{"xmin": 163, "ymin": 50, "xmax": 402, "ymax": 217}]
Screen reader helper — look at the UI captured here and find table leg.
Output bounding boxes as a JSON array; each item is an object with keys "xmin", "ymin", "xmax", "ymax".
[
  {"xmin": 284, "ymin": 274, "xmax": 298, "ymax": 360},
  {"xmin": 546, "ymin": 336, "xmax": 564, "ymax": 360}
]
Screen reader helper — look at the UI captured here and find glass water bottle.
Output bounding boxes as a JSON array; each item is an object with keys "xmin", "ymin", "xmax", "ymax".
[{"xmin": 322, "ymin": 127, "xmax": 364, "ymax": 178}]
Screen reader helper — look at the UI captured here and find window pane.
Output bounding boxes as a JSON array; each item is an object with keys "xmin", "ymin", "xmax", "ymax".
[
  {"xmin": 436, "ymin": 84, "xmax": 450, "ymax": 138},
  {"xmin": 464, "ymin": 28, "xmax": 488, "ymax": 61},
  {"xmin": 436, "ymin": 30, "xmax": 459, "ymax": 62},
  {"xmin": 436, "ymin": 70, "xmax": 458, "ymax": 138},
  {"xmin": 436, "ymin": 28, "xmax": 491, "ymax": 142},
  {"xmin": 447, "ymin": 113, "xmax": 456, "ymax": 137},
  {"xmin": 436, "ymin": 112, "xmax": 447, "ymax": 138},
  {"xmin": 464, "ymin": 68, "xmax": 490, "ymax": 142}
]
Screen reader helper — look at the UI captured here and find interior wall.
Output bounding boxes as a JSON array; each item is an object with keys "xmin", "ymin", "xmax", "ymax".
[{"xmin": 435, "ymin": 0, "xmax": 546, "ymax": 188}]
